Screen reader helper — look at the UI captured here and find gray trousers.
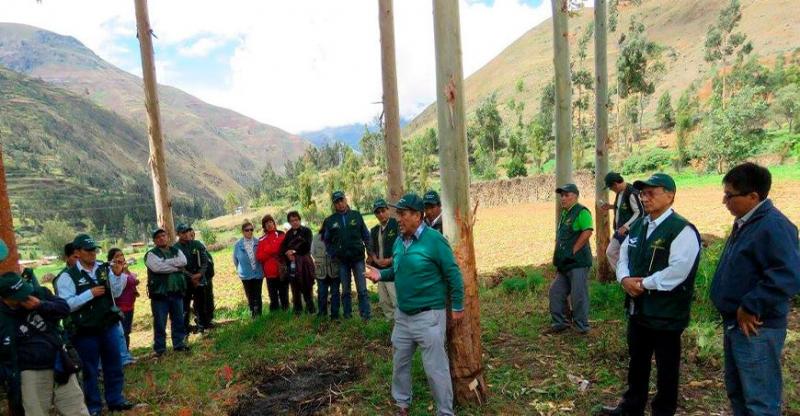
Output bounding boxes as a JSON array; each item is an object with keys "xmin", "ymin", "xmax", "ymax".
[
  {"xmin": 548, "ymin": 267, "xmax": 590, "ymax": 332},
  {"xmin": 391, "ymin": 308, "xmax": 454, "ymax": 416}
]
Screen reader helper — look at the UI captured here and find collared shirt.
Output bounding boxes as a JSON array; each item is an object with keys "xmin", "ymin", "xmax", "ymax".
[
  {"xmin": 56, "ymin": 261, "xmax": 101, "ymax": 312},
  {"xmin": 402, "ymin": 223, "xmax": 427, "ymax": 249},
  {"xmin": 426, "ymin": 214, "xmax": 442, "ymax": 229},
  {"xmin": 736, "ymin": 199, "xmax": 768, "ymax": 227},
  {"xmin": 145, "ymin": 247, "xmax": 187, "ymax": 273},
  {"xmin": 108, "ymin": 269, "xmax": 128, "ymax": 298},
  {"xmin": 616, "ymin": 208, "xmax": 701, "ymax": 291}
]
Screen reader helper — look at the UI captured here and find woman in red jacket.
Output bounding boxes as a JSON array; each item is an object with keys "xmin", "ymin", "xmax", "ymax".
[{"xmin": 256, "ymin": 214, "xmax": 289, "ymax": 312}]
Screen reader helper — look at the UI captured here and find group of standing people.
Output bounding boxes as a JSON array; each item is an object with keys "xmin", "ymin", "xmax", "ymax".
[{"xmin": 541, "ymin": 163, "xmax": 799, "ymax": 416}]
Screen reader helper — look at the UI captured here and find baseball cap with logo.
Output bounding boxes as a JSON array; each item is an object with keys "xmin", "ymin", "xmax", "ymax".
[
  {"xmin": 633, "ymin": 173, "xmax": 677, "ymax": 193},
  {"xmin": 604, "ymin": 172, "xmax": 624, "ymax": 189},
  {"xmin": 72, "ymin": 234, "xmax": 99, "ymax": 251},
  {"xmin": 555, "ymin": 183, "xmax": 580, "ymax": 195},
  {"xmin": 152, "ymin": 228, "xmax": 167, "ymax": 239},
  {"xmin": 0, "ymin": 272, "xmax": 34, "ymax": 301},
  {"xmin": 423, "ymin": 190, "xmax": 441, "ymax": 206},
  {"xmin": 176, "ymin": 223, "xmax": 193, "ymax": 234},
  {"xmin": 372, "ymin": 198, "xmax": 389, "ymax": 213},
  {"xmin": 390, "ymin": 193, "xmax": 424, "ymax": 212},
  {"xmin": 331, "ymin": 191, "xmax": 346, "ymax": 202}
]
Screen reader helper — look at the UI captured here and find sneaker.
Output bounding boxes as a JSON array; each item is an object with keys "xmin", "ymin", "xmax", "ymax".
[
  {"xmin": 174, "ymin": 345, "xmax": 191, "ymax": 353},
  {"xmin": 541, "ymin": 326, "xmax": 569, "ymax": 335},
  {"xmin": 108, "ymin": 400, "xmax": 136, "ymax": 411}
]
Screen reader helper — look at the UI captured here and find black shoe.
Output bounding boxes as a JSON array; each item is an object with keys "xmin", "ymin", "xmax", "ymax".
[
  {"xmin": 542, "ymin": 326, "xmax": 569, "ymax": 335},
  {"xmin": 597, "ymin": 405, "xmax": 627, "ymax": 415},
  {"xmin": 174, "ymin": 345, "xmax": 191, "ymax": 352},
  {"xmin": 108, "ymin": 400, "xmax": 136, "ymax": 411}
]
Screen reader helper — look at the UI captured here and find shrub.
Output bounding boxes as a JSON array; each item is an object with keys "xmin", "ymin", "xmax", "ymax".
[
  {"xmin": 500, "ymin": 277, "xmax": 529, "ymax": 294},
  {"xmin": 620, "ymin": 147, "xmax": 673, "ymax": 175},
  {"xmin": 506, "ymin": 156, "xmax": 528, "ymax": 178},
  {"xmin": 525, "ymin": 269, "xmax": 546, "ymax": 293},
  {"xmin": 195, "ymin": 222, "xmax": 218, "ymax": 245}
]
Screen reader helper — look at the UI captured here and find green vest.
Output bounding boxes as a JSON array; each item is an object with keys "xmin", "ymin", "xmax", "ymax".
[
  {"xmin": 64, "ymin": 263, "xmax": 120, "ymax": 334},
  {"xmin": 146, "ymin": 246, "xmax": 187, "ymax": 297},
  {"xmin": 370, "ymin": 218, "xmax": 399, "ymax": 266},
  {"xmin": 625, "ymin": 212, "xmax": 701, "ymax": 331},
  {"xmin": 176, "ymin": 240, "xmax": 209, "ymax": 284},
  {"xmin": 325, "ymin": 210, "xmax": 367, "ymax": 262},
  {"xmin": 614, "ymin": 184, "xmax": 641, "ymax": 229},
  {"xmin": 553, "ymin": 203, "xmax": 593, "ymax": 272}
]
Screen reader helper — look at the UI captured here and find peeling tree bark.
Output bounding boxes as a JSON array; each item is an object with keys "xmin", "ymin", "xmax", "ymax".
[
  {"xmin": 432, "ymin": 0, "xmax": 487, "ymax": 406},
  {"xmin": 134, "ymin": 0, "xmax": 176, "ymax": 241}
]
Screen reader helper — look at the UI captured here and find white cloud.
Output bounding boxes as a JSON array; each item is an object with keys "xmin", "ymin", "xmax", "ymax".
[
  {"xmin": 2, "ymin": 0, "xmax": 552, "ymax": 132},
  {"xmin": 177, "ymin": 37, "xmax": 229, "ymax": 58}
]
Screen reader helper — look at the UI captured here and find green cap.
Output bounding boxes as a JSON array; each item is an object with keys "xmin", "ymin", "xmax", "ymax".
[
  {"xmin": 390, "ymin": 193, "xmax": 424, "ymax": 212},
  {"xmin": 372, "ymin": 198, "xmax": 388, "ymax": 212},
  {"xmin": 423, "ymin": 190, "xmax": 441, "ymax": 206},
  {"xmin": 555, "ymin": 183, "xmax": 580, "ymax": 195},
  {"xmin": 0, "ymin": 239, "xmax": 8, "ymax": 262},
  {"xmin": 0, "ymin": 272, "xmax": 34, "ymax": 301},
  {"xmin": 151, "ymin": 228, "xmax": 167, "ymax": 239},
  {"xmin": 331, "ymin": 190, "xmax": 346, "ymax": 202},
  {"xmin": 604, "ymin": 171, "xmax": 624, "ymax": 189},
  {"xmin": 634, "ymin": 173, "xmax": 677, "ymax": 193},
  {"xmin": 72, "ymin": 234, "xmax": 99, "ymax": 250},
  {"xmin": 176, "ymin": 223, "xmax": 193, "ymax": 234}
]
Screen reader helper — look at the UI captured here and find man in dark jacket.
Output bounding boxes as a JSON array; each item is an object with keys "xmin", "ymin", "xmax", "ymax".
[
  {"xmin": 322, "ymin": 191, "xmax": 371, "ymax": 320},
  {"xmin": 710, "ymin": 163, "xmax": 800, "ymax": 416},
  {"xmin": 600, "ymin": 173, "xmax": 701, "ymax": 416},
  {"xmin": 175, "ymin": 223, "xmax": 210, "ymax": 333},
  {"xmin": 0, "ymin": 272, "xmax": 90, "ymax": 415},
  {"xmin": 55, "ymin": 234, "xmax": 134, "ymax": 416},
  {"xmin": 601, "ymin": 172, "xmax": 643, "ymax": 272},
  {"xmin": 367, "ymin": 198, "xmax": 399, "ymax": 320},
  {"xmin": 423, "ymin": 190, "xmax": 443, "ymax": 233}
]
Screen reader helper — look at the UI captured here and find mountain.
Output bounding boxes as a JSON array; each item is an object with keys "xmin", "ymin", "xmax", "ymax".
[
  {"xmin": 0, "ymin": 22, "xmax": 309, "ymax": 199},
  {"xmin": 300, "ymin": 117, "xmax": 411, "ymax": 149},
  {"xmin": 403, "ymin": 0, "xmax": 800, "ymax": 139}
]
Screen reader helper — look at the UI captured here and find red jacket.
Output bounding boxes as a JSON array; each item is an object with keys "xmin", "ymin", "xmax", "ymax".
[{"xmin": 256, "ymin": 231, "xmax": 285, "ymax": 279}]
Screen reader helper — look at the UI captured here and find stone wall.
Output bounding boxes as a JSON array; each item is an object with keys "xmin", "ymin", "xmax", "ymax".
[{"xmin": 469, "ymin": 172, "xmax": 596, "ymax": 207}]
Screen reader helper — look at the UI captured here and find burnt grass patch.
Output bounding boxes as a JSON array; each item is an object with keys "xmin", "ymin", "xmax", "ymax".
[{"xmin": 229, "ymin": 358, "xmax": 364, "ymax": 416}]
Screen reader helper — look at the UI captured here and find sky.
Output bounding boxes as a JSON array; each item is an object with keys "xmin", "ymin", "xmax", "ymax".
[{"xmin": 2, "ymin": 0, "xmax": 555, "ymax": 133}]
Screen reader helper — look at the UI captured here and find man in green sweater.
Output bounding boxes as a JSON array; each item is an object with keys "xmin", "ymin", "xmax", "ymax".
[
  {"xmin": 366, "ymin": 193, "xmax": 464, "ymax": 416},
  {"xmin": 545, "ymin": 183, "xmax": 594, "ymax": 335}
]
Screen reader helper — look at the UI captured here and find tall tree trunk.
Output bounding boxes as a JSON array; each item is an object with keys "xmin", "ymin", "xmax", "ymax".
[
  {"xmin": 0, "ymin": 146, "xmax": 19, "ymax": 274},
  {"xmin": 432, "ymin": 0, "xmax": 487, "ymax": 406},
  {"xmin": 594, "ymin": 0, "xmax": 612, "ymax": 282},
  {"xmin": 134, "ymin": 0, "xmax": 176, "ymax": 242},
  {"xmin": 378, "ymin": 0, "xmax": 404, "ymax": 203},
  {"xmin": 552, "ymin": 0, "xmax": 573, "ymax": 222}
]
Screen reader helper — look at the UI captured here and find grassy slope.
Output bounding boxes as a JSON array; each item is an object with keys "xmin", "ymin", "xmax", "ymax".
[
  {"xmin": 403, "ymin": 0, "xmax": 800, "ymax": 140},
  {"xmin": 28, "ymin": 169, "xmax": 800, "ymax": 415}
]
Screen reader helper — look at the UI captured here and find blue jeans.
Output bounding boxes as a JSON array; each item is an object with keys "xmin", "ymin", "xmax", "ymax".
[
  {"xmin": 72, "ymin": 326, "xmax": 126, "ymax": 414},
  {"xmin": 113, "ymin": 323, "xmax": 134, "ymax": 364},
  {"xmin": 151, "ymin": 293, "xmax": 187, "ymax": 353},
  {"xmin": 317, "ymin": 277, "xmax": 341, "ymax": 318},
  {"xmin": 724, "ymin": 325, "xmax": 786, "ymax": 416},
  {"xmin": 339, "ymin": 260, "xmax": 370, "ymax": 319}
]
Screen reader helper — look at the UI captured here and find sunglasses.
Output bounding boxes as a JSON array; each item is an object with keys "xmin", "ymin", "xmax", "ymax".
[{"xmin": 243, "ymin": 228, "xmax": 254, "ymax": 232}]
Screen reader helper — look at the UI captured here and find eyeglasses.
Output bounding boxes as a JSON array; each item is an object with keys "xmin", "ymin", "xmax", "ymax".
[{"xmin": 243, "ymin": 228, "xmax": 254, "ymax": 232}]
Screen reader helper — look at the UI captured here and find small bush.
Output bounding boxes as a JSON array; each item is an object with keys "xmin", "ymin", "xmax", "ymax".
[
  {"xmin": 196, "ymin": 222, "xmax": 218, "ymax": 245},
  {"xmin": 500, "ymin": 277, "xmax": 529, "ymax": 294},
  {"xmin": 621, "ymin": 147, "xmax": 673, "ymax": 175},
  {"xmin": 526, "ymin": 270, "xmax": 546, "ymax": 293}
]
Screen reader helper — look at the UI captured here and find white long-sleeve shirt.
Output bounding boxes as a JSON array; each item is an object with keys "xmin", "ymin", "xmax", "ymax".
[
  {"xmin": 617, "ymin": 191, "xmax": 643, "ymax": 229},
  {"xmin": 109, "ymin": 269, "xmax": 128, "ymax": 298},
  {"xmin": 144, "ymin": 248, "xmax": 187, "ymax": 273},
  {"xmin": 616, "ymin": 208, "xmax": 701, "ymax": 291},
  {"xmin": 56, "ymin": 261, "xmax": 102, "ymax": 312}
]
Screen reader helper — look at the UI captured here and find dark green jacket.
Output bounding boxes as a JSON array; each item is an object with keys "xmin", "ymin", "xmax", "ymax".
[
  {"xmin": 146, "ymin": 246, "xmax": 187, "ymax": 297},
  {"xmin": 63, "ymin": 263, "xmax": 120, "ymax": 334},
  {"xmin": 176, "ymin": 240, "xmax": 210, "ymax": 285},
  {"xmin": 553, "ymin": 203, "xmax": 593, "ymax": 272},
  {"xmin": 613, "ymin": 184, "xmax": 644, "ymax": 231},
  {"xmin": 369, "ymin": 218, "xmax": 399, "ymax": 269},
  {"xmin": 322, "ymin": 209, "xmax": 370, "ymax": 262},
  {"xmin": 625, "ymin": 212, "xmax": 701, "ymax": 331}
]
